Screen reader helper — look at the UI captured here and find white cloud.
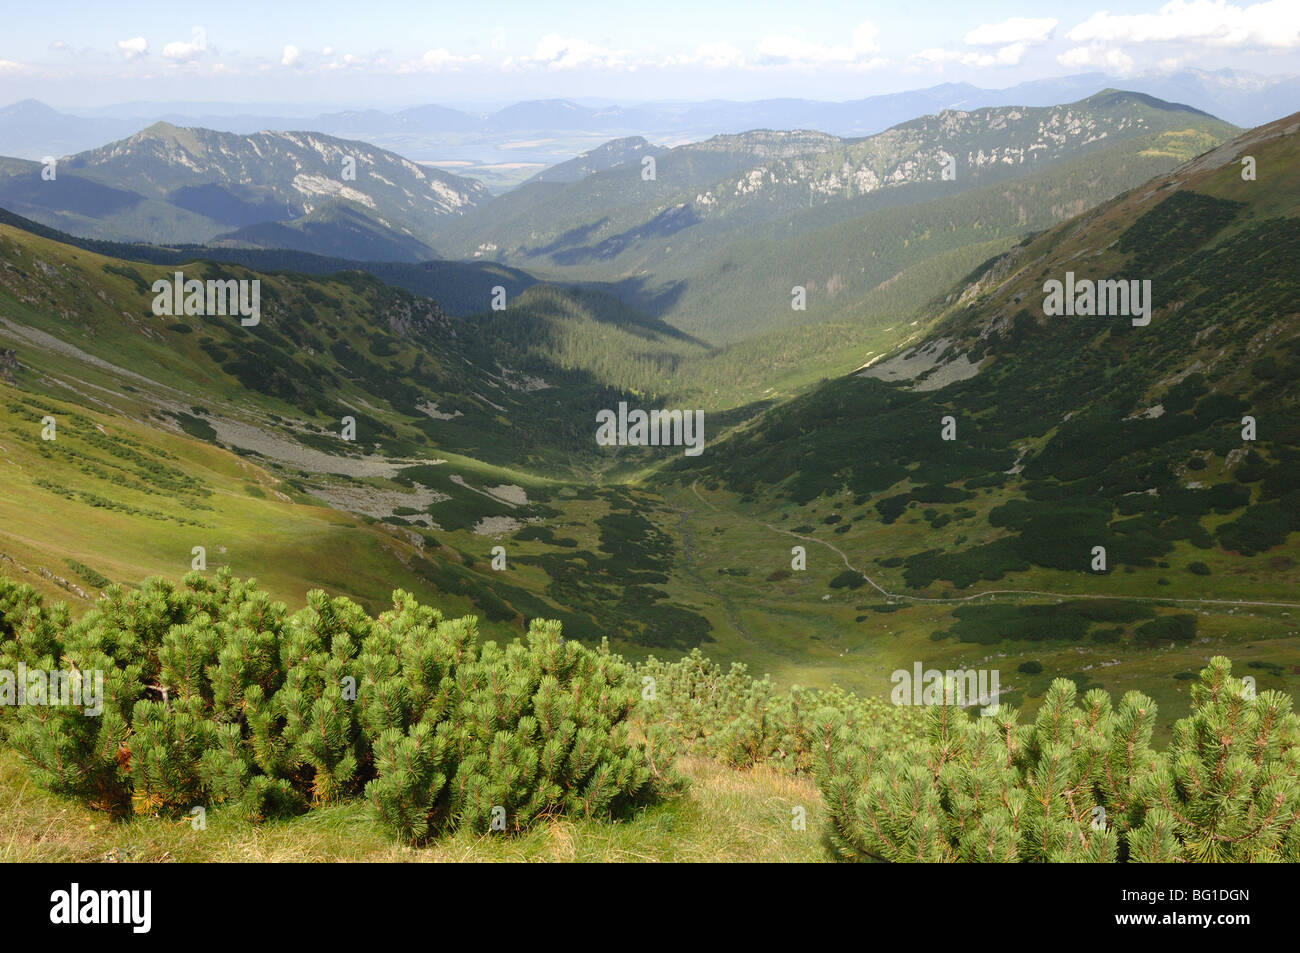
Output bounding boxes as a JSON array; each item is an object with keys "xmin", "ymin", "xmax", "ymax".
[
  {"xmin": 162, "ymin": 27, "xmax": 207, "ymax": 62},
  {"xmin": 962, "ymin": 42, "xmax": 1031, "ymax": 67},
  {"xmin": 281, "ymin": 45, "xmax": 300, "ymax": 67},
  {"xmin": 934, "ymin": 15, "xmax": 1057, "ymax": 68},
  {"xmin": 527, "ymin": 33, "xmax": 630, "ymax": 70},
  {"xmin": 754, "ymin": 21, "xmax": 882, "ymax": 65},
  {"xmin": 964, "ymin": 17, "xmax": 1057, "ymax": 46},
  {"xmin": 117, "ymin": 37, "xmax": 148, "ymax": 60},
  {"xmin": 1057, "ymin": 45, "xmax": 1136, "ymax": 71},
  {"xmin": 0, "ymin": 59, "xmax": 31, "ymax": 73},
  {"xmin": 852, "ymin": 21, "xmax": 881, "ymax": 54},
  {"xmin": 911, "ymin": 41, "xmax": 1029, "ymax": 69},
  {"xmin": 398, "ymin": 48, "xmax": 483, "ymax": 72},
  {"xmin": 664, "ymin": 41, "xmax": 746, "ymax": 69},
  {"xmin": 1067, "ymin": 0, "xmax": 1300, "ymax": 49}
]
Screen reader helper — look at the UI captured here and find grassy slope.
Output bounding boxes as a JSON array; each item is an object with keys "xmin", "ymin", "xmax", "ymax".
[
  {"xmin": 654, "ymin": 480, "xmax": 1300, "ymax": 727},
  {"xmin": 0, "ymin": 385, "xmax": 500, "ymax": 625}
]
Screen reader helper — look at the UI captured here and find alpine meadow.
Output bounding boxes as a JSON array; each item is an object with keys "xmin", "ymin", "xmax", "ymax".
[{"xmin": 1, "ymin": 0, "xmax": 1299, "ymax": 912}]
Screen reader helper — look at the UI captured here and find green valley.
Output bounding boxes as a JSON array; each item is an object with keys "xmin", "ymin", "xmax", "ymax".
[{"xmin": 1, "ymin": 71, "xmax": 1298, "ymax": 869}]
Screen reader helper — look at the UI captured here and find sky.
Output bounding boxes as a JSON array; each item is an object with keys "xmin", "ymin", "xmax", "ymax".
[{"xmin": 1, "ymin": 0, "xmax": 1298, "ymax": 109}]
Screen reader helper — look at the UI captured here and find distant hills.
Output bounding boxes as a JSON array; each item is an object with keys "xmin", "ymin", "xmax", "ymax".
[
  {"xmin": 1, "ymin": 68, "xmax": 1295, "ymax": 170},
  {"xmin": 0, "ymin": 122, "xmax": 487, "ymax": 258}
]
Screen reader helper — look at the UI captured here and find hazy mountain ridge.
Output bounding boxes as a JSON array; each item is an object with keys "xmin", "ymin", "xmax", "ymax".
[{"xmin": 1, "ymin": 68, "xmax": 1293, "ymax": 163}]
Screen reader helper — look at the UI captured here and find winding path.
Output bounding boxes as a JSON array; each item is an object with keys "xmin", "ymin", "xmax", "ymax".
[{"xmin": 689, "ymin": 480, "xmax": 1300, "ymax": 612}]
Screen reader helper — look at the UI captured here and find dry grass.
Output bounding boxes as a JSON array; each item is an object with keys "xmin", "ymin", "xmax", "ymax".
[{"xmin": 0, "ymin": 751, "xmax": 831, "ymax": 863}]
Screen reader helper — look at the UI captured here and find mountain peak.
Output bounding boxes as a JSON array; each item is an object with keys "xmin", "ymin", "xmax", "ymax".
[
  {"xmin": 0, "ymin": 98, "xmax": 62, "ymax": 118},
  {"xmin": 1081, "ymin": 88, "xmax": 1214, "ymax": 117},
  {"xmin": 136, "ymin": 120, "xmax": 186, "ymax": 137}
]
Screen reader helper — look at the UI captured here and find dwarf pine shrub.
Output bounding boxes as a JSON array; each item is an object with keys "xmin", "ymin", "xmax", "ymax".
[
  {"xmin": 4, "ymin": 569, "xmax": 1296, "ymax": 861},
  {"xmin": 361, "ymin": 597, "xmax": 682, "ymax": 843},
  {"xmin": 0, "ymin": 571, "xmax": 681, "ymax": 839},
  {"xmin": 815, "ymin": 658, "xmax": 1300, "ymax": 862},
  {"xmin": 639, "ymin": 649, "xmax": 924, "ymax": 773}
]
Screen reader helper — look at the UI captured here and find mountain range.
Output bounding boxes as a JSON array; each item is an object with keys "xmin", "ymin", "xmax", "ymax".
[
  {"xmin": 0, "ymin": 90, "xmax": 1241, "ymax": 349},
  {"xmin": 0, "ymin": 99, "xmax": 1296, "ymax": 716}
]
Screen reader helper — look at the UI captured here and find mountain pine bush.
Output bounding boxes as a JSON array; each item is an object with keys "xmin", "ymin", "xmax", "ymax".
[
  {"xmin": 4, "ymin": 568, "xmax": 1296, "ymax": 860},
  {"xmin": 639, "ymin": 649, "xmax": 923, "ymax": 773},
  {"xmin": 361, "ymin": 600, "xmax": 681, "ymax": 843},
  {"xmin": 815, "ymin": 658, "xmax": 1300, "ymax": 862},
  {"xmin": 1130, "ymin": 657, "xmax": 1300, "ymax": 861},
  {"xmin": 0, "ymin": 571, "xmax": 681, "ymax": 839}
]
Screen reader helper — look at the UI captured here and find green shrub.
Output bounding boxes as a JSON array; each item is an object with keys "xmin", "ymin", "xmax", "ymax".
[
  {"xmin": 0, "ymin": 571, "xmax": 681, "ymax": 840},
  {"xmin": 829, "ymin": 570, "xmax": 866, "ymax": 590},
  {"xmin": 816, "ymin": 658, "xmax": 1300, "ymax": 862},
  {"xmin": 637, "ymin": 650, "xmax": 923, "ymax": 775},
  {"xmin": 64, "ymin": 560, "xmax": 111, "ymax": 589},
  {"xmin": 363, "ymin": 609, "xmax": 679, "ymax": 842},
  {"xmin": 1134, "ymin": 614, "xmax": 1197, "ymax": 645}
]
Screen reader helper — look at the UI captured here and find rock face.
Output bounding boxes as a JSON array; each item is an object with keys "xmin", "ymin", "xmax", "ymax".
[{"xmin": 859, "ymin": 338, "xmax": 984, "ymax": 392}]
